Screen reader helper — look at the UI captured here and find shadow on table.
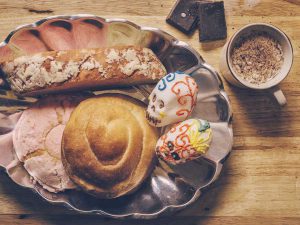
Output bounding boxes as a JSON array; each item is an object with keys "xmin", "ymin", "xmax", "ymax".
[
  {"xmin": 225, "ymin": 82, "xmax": 293, "ymax": 137},
  {"xmin": 200, "ymin": 39, "xmax": 227, "ymax": 52}
]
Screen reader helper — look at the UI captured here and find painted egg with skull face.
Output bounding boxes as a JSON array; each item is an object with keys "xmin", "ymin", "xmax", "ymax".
[
  {"xmin": 146, "ymin": 72, "xmax": 198, "ymax": 127},
  {"xmin": 155, "ymin": 119, "xmax": 212, "ymax": 165}
]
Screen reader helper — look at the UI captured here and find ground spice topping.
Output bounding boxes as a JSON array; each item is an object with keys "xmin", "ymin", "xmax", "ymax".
[{"xmin": 231, "ymin": 33, "xmax": 284, "ymax": 85}]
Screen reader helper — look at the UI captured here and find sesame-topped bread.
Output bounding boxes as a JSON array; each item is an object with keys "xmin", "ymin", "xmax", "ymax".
[{"xmin": 0, "ymin": 46, "xmax": 167, "ymax": 96}]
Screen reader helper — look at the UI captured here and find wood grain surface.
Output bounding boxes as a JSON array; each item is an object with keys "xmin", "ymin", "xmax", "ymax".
[{"xmin": 0, "ymin": 0, "xmax": 299, "ymax": 224}]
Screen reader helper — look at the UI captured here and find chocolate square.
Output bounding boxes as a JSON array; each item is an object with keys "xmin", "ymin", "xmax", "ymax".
[
  {"xmin": 166, "ymin": 0, "xmax": 199, "ymax": 34},
  {"xmin": 198, "ymin": 1, "xmax": 227, "ymax": 42}
]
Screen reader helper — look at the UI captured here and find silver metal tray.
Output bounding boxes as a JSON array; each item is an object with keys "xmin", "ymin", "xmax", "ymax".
[{"xmin": 0, "ymin": 15, "xmax": 233, "ymax": 219}]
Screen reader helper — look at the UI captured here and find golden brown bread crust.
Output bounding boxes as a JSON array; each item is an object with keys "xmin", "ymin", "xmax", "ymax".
[
  {"xmin": 61, "ymin": 94, "xmax": 159, "ymax": 198},
  {"xmin": 0, "ymin": 46, "xmax": 166, "ymax": 96}
]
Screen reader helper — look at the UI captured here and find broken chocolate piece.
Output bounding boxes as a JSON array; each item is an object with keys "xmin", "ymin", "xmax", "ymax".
[
  {"xmin": 198, "ymin": 1, "xmax": 227, "ymax": 42},
  {"xmin": 166, "ymin": 0, "xmax": 199, "ymax": 34}
]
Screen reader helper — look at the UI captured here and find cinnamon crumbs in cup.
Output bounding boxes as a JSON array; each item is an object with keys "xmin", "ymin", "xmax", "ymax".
[{"xmin": 231, "ymin": 33, "xmax": 284, "ymax": 85}]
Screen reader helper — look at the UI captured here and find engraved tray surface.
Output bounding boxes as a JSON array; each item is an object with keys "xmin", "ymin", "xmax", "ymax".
[{"xmin": 0, "ymin": 15, "xmax": 233, "ymax": 219}]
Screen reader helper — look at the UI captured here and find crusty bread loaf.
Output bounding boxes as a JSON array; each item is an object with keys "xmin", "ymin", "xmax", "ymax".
[
  {"xmin": 62, "ymin": 95, "xmax": 159, "ymax": 198},
  {"xmin": 0, "ymin": 46, "xmax": 166, "ymax": 96}
]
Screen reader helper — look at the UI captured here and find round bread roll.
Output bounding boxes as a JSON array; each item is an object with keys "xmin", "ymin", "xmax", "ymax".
[
  {"xmin": 13, "ymin": 95, "xmax": 85, "ymax": 193},
  {"xmin": 62, "ymin": 95, "xmax": 159, "ymax": 198}
]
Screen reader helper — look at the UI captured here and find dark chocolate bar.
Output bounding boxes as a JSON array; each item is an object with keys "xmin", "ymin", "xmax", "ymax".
[
  {"xmin": 166, "ymin": 0, "xmax": 199, "ymax": 34},
  {"xmin": 198, "ymin": 1, "xmax": 227, "ymax": 42}
]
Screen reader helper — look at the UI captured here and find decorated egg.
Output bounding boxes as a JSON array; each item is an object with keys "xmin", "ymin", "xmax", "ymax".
[
  {"xmin": 155, "ymin": 119, "xmax": 212, "ymax": 165},
  {"xmin": 146, "ymin": 72, "xmax": 198, "ymax": 127}
]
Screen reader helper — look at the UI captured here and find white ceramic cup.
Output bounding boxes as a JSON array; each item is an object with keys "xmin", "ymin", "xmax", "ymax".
[{"xmin": 220, "ymin": 23, "xmax": 293, "ymax": 106}]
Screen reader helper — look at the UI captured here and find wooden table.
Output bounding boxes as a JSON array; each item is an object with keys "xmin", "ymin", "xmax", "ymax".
[{"xmin": 0, "ymin": 0, "xmax": 299, "ymax": 224}]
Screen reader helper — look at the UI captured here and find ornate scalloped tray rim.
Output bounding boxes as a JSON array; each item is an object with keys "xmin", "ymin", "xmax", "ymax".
[{"xmin": 0, "ymin": 14, "xmax": 233, "ymax": 219}]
